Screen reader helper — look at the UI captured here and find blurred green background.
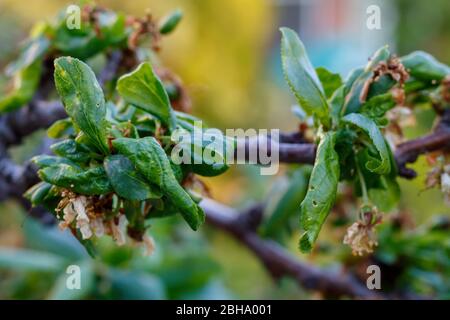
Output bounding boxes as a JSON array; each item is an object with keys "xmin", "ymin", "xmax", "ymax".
[{"xmin": 0, "ymin": 0, "xmax": 449, "ymax": 299}]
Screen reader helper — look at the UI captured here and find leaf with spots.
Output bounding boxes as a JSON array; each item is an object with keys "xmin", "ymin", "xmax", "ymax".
[
  {"xmin": 299, "ymin": 132, "xmax": 339, "ymax": 253},
  {"xmin": 54, "ymin": 57, "xmax": 110, "ymax": 154},
  {"xmin": 38, "ymin": 164, "xmax": 112, "ymax": 195},
  {"xmin": 112, "ymin": 137, "xmax": 204, "ymax": 230},
  {"xmin": 104, "ymin": 154, "xmax": 162, "ymax": 201}
]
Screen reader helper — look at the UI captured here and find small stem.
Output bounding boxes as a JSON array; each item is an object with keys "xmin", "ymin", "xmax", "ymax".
[{"xmin": 355, "ymin": 156, "xmax": 369, "ymax": 206}]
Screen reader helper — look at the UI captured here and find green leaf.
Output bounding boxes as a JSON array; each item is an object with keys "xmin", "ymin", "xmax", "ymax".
[
  {"xmin": 39, "ymin": 164, "xmax": 112, "ymax": 195},
  {"xmin": 117, "ymin": 62, "xmax": 176, "ymax": 131},
  {"xmin": 360, "ymin": 93, "xmax": 396, "ymax": 123},
  {"xmin": 25, "ymin": 182, "xmax": 52, "ymax": 205},
  {"xmin": 316, "ymin": 67, "xmax": 343, "ymax": 99},
  {"xmin": 299, "ymin": 132, "xmax": 339, "ymax": 252},
  {"xmin": 280, "ymin": 27, "xmax": 329, "ymax": 126},
  {"xmin": 51, "ymin": 139, "xmax": 91, "ymax": 164},
  {"xmin": 0, "ymin": 248, "xmax": 66, "ymax": 272},
  {"xmin": 401, "ymin": 51, "xmax": 450, "ymax": 81},
  {"xmin": 342, "ymin": 113, "xmax": 391, "ymax": 175},
  {"xmin": 47, "ymin": 118, "xmax": 73, "ymax": 139},
  {"xmin": 104, "ymin": 154, "xmax": 162, "ymax": 201},
  {"xmin": 355, "ymin": 147, "xmax": 400, "ymax": 212},
  {"xmin": 330, "ymin": 67, "xmax": 364, "ymax": 124},
  {"xmin": 112, "ymin": 137, "xmax": 204, "ymax": 230},
  {"xmin": 0, "ymin": 61, "xmax": 42, "ymax": 113},
  {"xmin": 53, "ymin": 11, "xmax": 126, "ymax": 60},
  {"xmin": 172, "ymin": 128, "xmax": 233, "ymax": 177},
  {"xmin": 31, "ymin": 155, "xmax": 79, "ymax": 169},
  {"xmin": 343, "ymin": 46, "xmax": 391, "ymax": 115},
  {"xmin": 159, "ymin": 9, "xmax": 183, "ymax": 34},
  {"xmin": 54, "ymin": 57, "xmax": 110, "ymax": 154}
]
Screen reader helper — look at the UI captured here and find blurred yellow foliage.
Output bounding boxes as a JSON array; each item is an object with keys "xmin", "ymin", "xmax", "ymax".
[{"xmin": 1, "ymin": 0, "xmax": 274, "ymax": 128}]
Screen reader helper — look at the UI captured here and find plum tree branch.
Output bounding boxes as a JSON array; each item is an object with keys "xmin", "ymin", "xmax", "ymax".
[
  {"xmin": 200, "ymin": 198, "xmax": 383, "ymax": 299},
  {"xmin": 0, "ymin": 116, "xmax": 439, "ymax": 298},
  {"xmin": 0, "ymin": 52, "xmax": 446, "ymax": 297}
]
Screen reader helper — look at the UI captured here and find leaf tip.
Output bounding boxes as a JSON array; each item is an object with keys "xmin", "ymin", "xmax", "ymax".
[{"xmin": 299, "ymin": 232, "xmax": 313, "ymax": 253}]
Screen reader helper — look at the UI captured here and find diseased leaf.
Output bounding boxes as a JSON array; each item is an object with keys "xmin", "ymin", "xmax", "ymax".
[
  {"xmin": 401, "ymin": 51, "xmax": 450, "ymax": 81},
  {"xmin": 112, "ymin": 137, "xmax": 204, "ymax": 230},
  {"xmin": 24, "ymin": 181, "xmax": 52, "ymax": 206},
  {"xmin": 54, "ymin": 57, "xmax": 110, "ymax": 154},
  {"xmin": 54, "ymin": 11, "xmax": 126, "ymax": 60},
  {"xmin": 330, "ymin": 67, "xmax": 364, "ymax": 124},
  {"xmin": 38, "ymin": 164, "xmax": 112, "ymax": 195},
  {"xmin": 51, "ymin": 139, "xmax": 91, "ymax": 164},
  {"xmin": 117, "ymin": 62, "xmax": 176, "ymax": 131},
  {"xmin": 360, "ymin": 93, "xmax": 396, "ymax": 125},
  {"xmin": 343, "ymin": 46, "xmax": 391, "ymax": 115},
  {"xmin": 171, "ymin": 128, "xmax": 233, "ymax": 177},
  {"xmin": 104, "ymin": 154, "xmax": 162, "ymax": 201},
  {"xmin": 299, "ymin": 132, "xmax": 339, "ymax": 252},
  {"xmin": 356, "ymin": 146, "xmax": 399, "ymax": 212},
  {"xmin": 31, "ymin": 155, "xmax": 79, "ymax": 169},
  {"xmin": 159, "ymin": 9, "xmax": 183, "ymax": 34},
  {"xmin": 110, "ymin": 122, "xmax": 139, "ymax": 139},
  {"xmin": 342, "ymin": 113, "xmax": 391, "ymax": 175},
  {"xmin": 316, "ymin": 67, "xmax": 343, "ymax": 99},
  {"xmin": 280, "ymin": 28, "xmax": 329, "ymax": 126}
]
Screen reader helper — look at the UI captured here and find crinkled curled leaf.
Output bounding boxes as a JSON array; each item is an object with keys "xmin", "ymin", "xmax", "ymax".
[
  {"xmin": 299, "ymin": 132, "xmax": 339, "ymax": 252},
  {"xmin": 356, "ymin": 147, "xmax": 400, "ymax": 212},
  {"xmin": 112, "ymin": 137, "xmax": 204, "ymax": 230},
  {"xmin": 117, "ymin": 62, "xmax": 176, "ymax": 131},
  {"xmin": 401, "ymin": 51, "xmax": 450, "ymax": 81},
  {"xmin": 54, "ymin": 57, "xmax": 110, "ymax": 154},
  {"xmin": 50, "ymin": 139, "xmax": 91, "ymax": 164},
  {"xmin": 24, "ymin": 182, "xmax": 52, "ymax": 206},
  {"xmin": 360, "ymin": 93, "xmax": 396, "ymax": 122},
  {"xmin": 32, "ymin": 155, "xmax": 80, "ymax": 169},
  {"xmin": 343, "ymin": 46, "xmax": 391, "ymax": 115},
  {"xmin": 38, "ymin": 164, "xmax": 112, "ymax": 195},
  {"xmin": 171, "ymin": 128, "xmax": 233, "ymax": 177},
  {"xmin": 104, "ymin": 154, "xmax": 162, "ymax": 201},
  {"xmin": 342, "ymin": 113, "xmax": 391, "ymax": 175},
  {"xmin": 280, "ymin": 28, "xmax": 329, "ymax": 126}
]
